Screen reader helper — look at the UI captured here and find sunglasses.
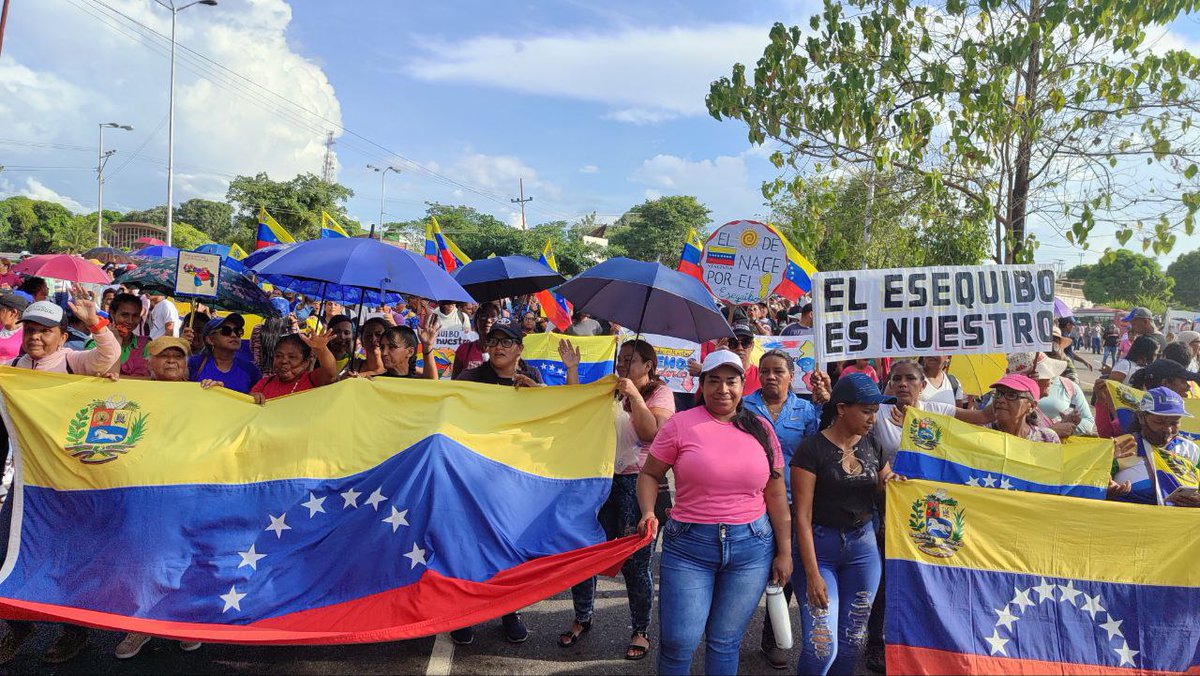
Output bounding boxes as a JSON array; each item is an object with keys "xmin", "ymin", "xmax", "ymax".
[
  {"xmin": 486, "ymin": 337, "xmax": 520, "ymax": 349},
  {"xmin": 733, "ymin": 336, "xmax": 754, "ymax": 348},
  {"xmin": 216, "ymin": 325, "xmax": 242, "ymax": 337}
]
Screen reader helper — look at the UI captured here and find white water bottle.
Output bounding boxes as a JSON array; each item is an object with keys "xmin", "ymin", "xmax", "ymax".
[{"xmin": 765, "ymin": 584, "xmax": 793, "ymax": 649}]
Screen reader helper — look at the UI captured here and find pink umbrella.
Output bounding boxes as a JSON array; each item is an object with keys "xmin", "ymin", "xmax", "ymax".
[
  {"xmin": 133, "ymin": 237, "xmax": 168, "ymax": 247},
  {"xmin": 12, "ymin": 254, "xmax": 111, "ymax": 284}
]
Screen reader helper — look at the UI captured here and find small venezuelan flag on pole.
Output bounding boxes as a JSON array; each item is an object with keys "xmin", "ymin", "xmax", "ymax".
[
  {"xmin": 677, "ymin": 228, "xmax": 704, "ymax": 282},
  {"xmin": 255, "ymin": 207, "xmax": 297, "ymax": 250},
  {"xmin": 767, "ymin": 223, "xmax": 817, "ymax": 300},
  {"xmin": 320, "ymin": 212, "xmax": 350, "ymax": 239},
  {"xmin": 228, "ymin": 243, "xmax": 248, "ymax": 261},
  {"xmin": 423, "ymin": 218, "xmax": 471, "ymax": 272},
  {"xmin": 536, "ymin": 239, "xmax": 573, "ymax": 331}
]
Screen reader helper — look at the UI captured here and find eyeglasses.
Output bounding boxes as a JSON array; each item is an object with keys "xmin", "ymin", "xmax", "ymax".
[
  {"xmin": 734, "ymin": 336, "xmax": 754, "ymax": 348},
  {"xmin": 216, "ymin": 325, "xmax": 242, "ymax": 337},
  {"xmin": 993, "ymin": 388, "xmax": 1032, "ymax": 402},
  {"xmin": 486, "ymin": 337, "xmax": 519, "ymax": 349}
]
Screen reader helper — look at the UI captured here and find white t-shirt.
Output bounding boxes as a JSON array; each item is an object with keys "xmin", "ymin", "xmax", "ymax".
[
  {"xmin": 1112, "ymin": 358, "xmax": 1137, "ymax": 380},
  {"xmin": 921, "ymin": 372, "xmax": 963, "ymax": 407},
  {"xmin": 873, "ymin": 400, "xmax": 958, "ymax": 463},
  {"xmin": 148, "ymin": 300, "xmax": 180, "ymax": 339}
]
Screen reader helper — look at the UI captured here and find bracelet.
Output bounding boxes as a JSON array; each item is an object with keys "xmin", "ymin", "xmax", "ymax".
[{"xmin": 88, "ymin": 318, "xmax": 109, "ymax": 333}]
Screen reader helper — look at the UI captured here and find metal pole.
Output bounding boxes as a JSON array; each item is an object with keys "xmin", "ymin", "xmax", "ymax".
[
  {"xmin": 378, "ymin": 169, "xmax": 386, "ymax": 238},
  {"xmin": 97, "ymin": 124, "xmax": 105, "ymax": 246},
  {"xmin": 165, "ymin": 5, "xmax": 178, "ymax": 246}
]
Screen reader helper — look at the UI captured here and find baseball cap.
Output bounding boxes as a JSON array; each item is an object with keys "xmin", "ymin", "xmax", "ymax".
[
  {"xmin": 202, "ymin": 313, "xmax": 245, "ymax": 337},
  {"xmin": 1140, "ymin": 359, "xmax": 1200, "ymax": 384},
  {"xmin": 19, "ymin": 301, "xmax": 65, "ymax": 328},
  {"xmin": 700, "ymin": 349, "xmax": 745, "ymax": 375},
  {"xmin": 0, "ymin": 293, "xmax": 29, "ymax": 313},
  {"xmin": 830, "ymin": 372, "xmax": 896, "ymax": 405},
  {"xmin": 1123, "ymin": 307, "xmax": 1153, "ymax": 322},
  {"xmin": 731, "ymin": 320, "xmax": 755, "ymax": 337},
  {"xmin": 990, "ymin": 373, "xmax": 1040, "ymax": 400},
  {"xmin": 1141, "ymin": 386, "xmax": 1193, "ymax": 417},
  {"xmin": 488, "ymin": 319, "xmax": 524, "ymax": 342},
  {"xmin": 147, "ymin": 336, "xmax": 190, "ymax": 357},
  {"xmin": 1176, "ymin": 330, "xmax": 1200, "ymax": 346}
]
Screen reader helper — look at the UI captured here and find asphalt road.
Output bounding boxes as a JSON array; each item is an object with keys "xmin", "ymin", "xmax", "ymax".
[{"xmin": 3, "ymin": 574, "xmax": 852, "ymax": 676}]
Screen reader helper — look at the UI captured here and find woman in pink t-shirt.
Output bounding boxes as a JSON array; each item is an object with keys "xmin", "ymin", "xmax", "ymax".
[
  {"xmin": 637, "ymin": 350, "xmax": 791, "ymax": 676},
  {"xmin": 558, "ymin": 339, "xmax": 675, "ymax": 660}
]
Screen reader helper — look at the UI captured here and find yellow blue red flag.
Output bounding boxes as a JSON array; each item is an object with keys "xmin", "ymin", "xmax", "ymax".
[
  {"xmin": 255, "ymin": 207, "xmax": 296, "ymax": 250},
  {"xmin": 0, "ymin": 369, "xmax": 645, "ymax": 643},
  {"xmin": 894, "ymin": 409, "xmax": 1112, "ymax": 499},
  {"xmin": 320, "ymin": 212, "xmax": 350, "ymax": 239},
  {"xmin": 766, "ymin": 223, "xmax": 817, "ymax": 299},
  {"xmin": 677, "ymin": 228, "xmax": 704, "ymax": 282},
  {"xmin": 228, "ymin": 243, "xmax": 248, "ymax": 261},
  {"xmin": 536, "ymin": 240, "xmax": 572, "ymax": 331},
  {"xmin": 522, "ymin": 333, "xmax": 616, "ymax": 385},
  {"xmin": 1104, "ymin": 380, "xmax": 1200, "ymax": 505},
  {"xmin": 423, "ymin": 217, "xmax": 471, "ymax": 272},
  {"xmin": 886, "ymin": 478, "xmax": 1200, "ymax": 674}
]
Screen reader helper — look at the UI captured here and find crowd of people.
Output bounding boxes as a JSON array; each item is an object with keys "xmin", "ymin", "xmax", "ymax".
[{"xmin": 0, "ymin": 267, "xmax": 1194, "ymax": 675}]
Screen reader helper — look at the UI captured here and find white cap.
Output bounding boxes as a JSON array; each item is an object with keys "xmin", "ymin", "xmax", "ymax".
[
  {"xmin": 700, "ymin": 349, "xmax": 745, "ymax": 375},
  {"xmin": 19, "ymin": 301, "xmax": 65, "ymax": 327}
]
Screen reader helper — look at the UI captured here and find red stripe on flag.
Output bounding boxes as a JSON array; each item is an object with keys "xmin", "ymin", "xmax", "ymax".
[
  {"xmin": 886, "ymin": 645, "xmax": 1199, "ymax": 676},
  {"xmin": 0, "ymin": 533, "xmax": 650, "ymax": 645}
]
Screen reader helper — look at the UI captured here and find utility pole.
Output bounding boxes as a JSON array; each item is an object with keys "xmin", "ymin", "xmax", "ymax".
[
  {"xmin": 368, "ymin": 164, "xmax": 401, "ymax": 239},
  {"xmin": 321, "ymin": 131, "xmax": 336, "ymax": 183},
  {"xmin": 511, "ymin": 177, "xmax": 532, "ymax": 230},
  {"xmin": 97, "ymin": 122, "xmax": 133, "ymax": 246}
]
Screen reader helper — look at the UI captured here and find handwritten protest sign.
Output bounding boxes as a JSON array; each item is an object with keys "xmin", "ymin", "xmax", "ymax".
[
  {"xmin": 701, "ymin": 220, "xmax": 788, "ymax": 304},
  {"xmin": 756, "ymin": 336, "xmax": 817, "ymax": 395},
  {"xmin": 431, "ymin": 326, "xmax": 475, "ymax": 380},
  {"xmin": 1165, "ymin": 309, "xmax": 1195, "ymax": 335},
  {"xmin": 813, "ymin": 265, "xmax": 1056, "ymax": 362}
]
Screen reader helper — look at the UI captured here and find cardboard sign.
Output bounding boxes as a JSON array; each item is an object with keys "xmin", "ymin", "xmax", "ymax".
[
  {"xmin": 174, "ymin": 251, "xmax": 222, "ymax": 299},
  {"xmin": 620, "ymin": 331, "xmax": 702, "ymax": 394},
  {"xmin": 1164, "ymin": 309, "xmax": 1195, "ymax": 336},
  {"xmin": 755, "ymin": 336, "xmax": 817, "ymax": 395},
  {"xmin": 813, "ymin": 265, "xmax": 1056, "ymax": 362},
  {"xmin": 701, "ymin": 220, "xmax": 788, "ymax": 304}
]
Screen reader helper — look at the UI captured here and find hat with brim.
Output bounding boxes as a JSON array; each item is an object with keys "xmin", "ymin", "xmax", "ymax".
[
  {"xmin": 1176, "ymin": 330, "xmax": 1200, "ymax": 346},
  {"xmin": 1034, "ymin": 357, "xmax": 1069, "ymax": 380},
  {"xmin": 488, "ymin": 320, "xmax": 524, "ymax": 342},
  {"xmin": 700, "ymin": 349, "xmax": 745, "ymax": 376},
  {"xmin": 991, "ymin": 373, "xmax": 1040, "ymax": 400},
  {"xmin": 1123, "ymin": 307, "xmax": 1153, "ymax": 322},
  {"xmin": 731, "ymin": 321, "xmax": 755, "ymax": 337},
  {"xmin": 147, "ymin": 336, "xmax": 190, "ymax": 357},
  {"xmin": 1140, "ymin": 359, "xmax": 1200, "ymax": 384},
  {"xmin": 18, "ymin": 301, "xmax": 65, "ymax": 328},
  {"xmin": 830, "ymin": 372, "xmax": 897, "ymax": 405},
  {"xmin": 1141, "ymin": 386, "xmax": 1193, "ymax": 417},
  {"xmin": 0, "ymin": 293, "xmax": 30, "ymax": 313}
]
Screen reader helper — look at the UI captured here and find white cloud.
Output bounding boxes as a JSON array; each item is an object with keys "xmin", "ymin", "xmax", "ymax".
[
  {"xmin": 447, "ymin": 152, "xmax": 562, "ymax": 200},
  {"xmin": 0, "ymin": 0, "xmax": 341, "ymax": 209},
  {"xmin": 579, "ymin": 164, "xmax": 600, "ymax": 174},
  {"xmin": 630, "ymin": 150, "xmax": 768, "ymax": 224},
  {"xmin": 17, "ymin": 178, "xmax": 87, "ymax": 213},
  {"xmin": 406, "ymin": 24, "xmax": 771, "ymax": 123}
]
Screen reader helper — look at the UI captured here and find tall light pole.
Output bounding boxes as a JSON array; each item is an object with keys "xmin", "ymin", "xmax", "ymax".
[
  {"xmin": 97, "ymin": 122, "xmax": 133, "ymax": 246},
  {"xmin": 368, "ymin": 165, "xmax": 401, "ymax": 239},
  {"xmin": 154, "ymin": 0, "xmax": 217, "ymax": 247}
]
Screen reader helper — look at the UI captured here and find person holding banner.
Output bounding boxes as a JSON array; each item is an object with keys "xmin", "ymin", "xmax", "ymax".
[
  {"xmin": 987, "ymin": 374, "xmax": 1061, "ymax": 443},
  {"xmin": 560, "ymin": 339, "xmax": 674, "ymax": 661},
  {"xmin": 249, "ymin": 330, "xmax": 338, "ymax": 402},
  {"xmin": 1113, "ymin": 387, "xmax": 1200, "ymax": 507},
  {"xmin": 371, "ymin": 325, "xmax": 440, "ymax": 379},
  {"xmin": 637, "ymin": 350, "xmax": 789, "ymax": 676},
  {"xmin": 791, "ymin": 373, "xmax": 896, "ymax": 676},
  {"xmin": 743, "ymin": 349, "xmax": 829, "ymax": 669},
  {"xmin": 188, "ymin": 315, "xmax": 260, "ymax": 395}
]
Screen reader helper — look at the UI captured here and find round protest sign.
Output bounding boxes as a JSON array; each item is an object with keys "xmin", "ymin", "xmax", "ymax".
[{"xmin": 701, "ymin": 220, "xmax": 787, "ymax": 304}]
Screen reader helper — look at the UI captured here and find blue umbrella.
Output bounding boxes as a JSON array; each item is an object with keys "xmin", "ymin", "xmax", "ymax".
[
  {"xmin": 237, "ymin": 242, "xmax": 399, "ymax": 304},
  {"xmin": 132, "ymin": 245, "xmax": 181, "ymax": 259},
  {"xmin": 252, "ymin": 238, "xmax": 473, "ymax": 304},
  {"xmin": 192, "ymin": 243, "xmax": 250, "ymax": 274},
  {"xmin": 452, "ymin": 255, "xmax": 565, "ymax": 302},
  {"xmin": 241, "ymin": 243, "xmax": 293, "ymax": 270},
  {"xmin": 556, "ymin": 257, "xmax": 731, "ymax": 342}
]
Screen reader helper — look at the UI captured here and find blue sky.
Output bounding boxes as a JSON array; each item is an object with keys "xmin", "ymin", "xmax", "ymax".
[{"xmin": 3, "ymin": 0, "xmax": 1200, "ymax": 269}]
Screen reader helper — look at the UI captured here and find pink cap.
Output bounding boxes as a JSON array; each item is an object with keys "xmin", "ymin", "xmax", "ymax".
[{"xmin": 991, "ymin": 373, "xmax": 1040, "ymax": 400}]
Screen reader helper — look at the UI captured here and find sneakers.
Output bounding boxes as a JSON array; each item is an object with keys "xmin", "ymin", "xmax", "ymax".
[
  {"xmin": 41, "ymin": 626, "xmax": 88, "ymax": 664},
  {"xmin": 449, "ymin": 626, "xmax": 475, "ymax": 646},
  {"xmin": 502, "ymin": 612, "xmax": 529, "ymax": 644},
  {"xmin": 0, "ymin": 624, "xmax": 33, "ymax": 665},
  {"xmin": 114, "ymin": 633, "xmax": 152, "ymax": 660},
  {"xmin": 179, "ymin": 641, "xmax": 203, "ymax": 652}
]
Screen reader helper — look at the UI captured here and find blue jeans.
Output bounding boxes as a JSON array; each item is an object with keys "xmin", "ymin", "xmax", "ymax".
[
  {"xmin": 571, "ymin": 474, "xmax": 654, "ymax": 633},
  {"xmin": 792, "ymin": 520, "xmax": 881, "ymax": 676},
  {"xmin": 657, "ymin": 514, "xmax": 774, "ymax": 676},
  {"xmin": 1102, "ymin": 346, "xmax": 1118, "ymax": 368}
]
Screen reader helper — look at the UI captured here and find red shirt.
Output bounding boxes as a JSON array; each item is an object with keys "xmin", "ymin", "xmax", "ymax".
[{"xmin": 251, "ymin": 372, "xmax": 317, "ymax": 400}]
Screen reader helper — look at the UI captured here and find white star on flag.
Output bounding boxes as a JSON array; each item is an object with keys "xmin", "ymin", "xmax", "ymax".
[
  {"xmin": 1058, "ymin": 580, "xmax": 1082, "ymax": 606},
  {"xmin": 365, "ymin": 487, "xmax": 388, "ymax": 511},
  {"xmin": 237, "ymin": 544, "xmax": 266, "ymax": 570},
  {"xmin": 999, "ymin": 477, "xmax": 1014, "ymax": 490},
  {"xmin": 981, "ymin": 474, "xmax": 998, "ymax": 488},
  {"xmin": 994, "ymin": 604, "xmax": 1018, "ymax": 631},
  {"xmin": 404, "ymin": 542, "xmax": 428, "ymax": 569},
  {"xmin": 383, "ymin": 506, "xmax": 410, "ymax": 533},
  {"xmin": 301, "ymin": 492, "xmax": 327, "ymax": 518},
  {"xmin": 340, "ymin": 488, "xmax": 361, "ymax": 508},
  {"xmin": 1081, "ymin": 593, "xmax": 1105, "ymax": 620},
  {"xmin": 265, "ymin": 513, "xmax": 291, "ymax": 538},
  {"xmin": 1010, "ymin": 587, "xmax": 1035, "ymax": 611},
  {"xmin": 964, "ymin": 477, "xmax": 980, "ymax": 487},
  {"xmin": 1100, "ymin": 616, "xmax": 1124, "ymax": 640},
  {"xmin": 985, "ymin": 629, "xmax": 1009, "ymax": 655},
  {"xmin": 220, "ymin": 585, "xmax": 246, "ymax": 612},
  {"xmin": 1033, "ymin": 578, "xmax": 1057, "ymax": 603},
  {"xmin": 1114, "ymin": 641, "xmax": 1138, "ymax": 667}
]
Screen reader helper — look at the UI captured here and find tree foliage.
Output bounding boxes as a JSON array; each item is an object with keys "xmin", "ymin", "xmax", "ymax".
[
  {"xmin": 707, "ymin": 0, "xmax": 1200, "ymax": 263},
  {"xmin": 1064, "ymin": 264, "xmax": 1093, "ymax": 281},
  {"xmin": 608, "ymin": 196, "xmax": 711, "ymax": 266},
  {"xmin": 1081, "ymin": 249, "xmax": 1174, "ymax": 305},
  {"xmin": 1167, "ymin": 250, "xmax": 1200, "ymax": 308}
]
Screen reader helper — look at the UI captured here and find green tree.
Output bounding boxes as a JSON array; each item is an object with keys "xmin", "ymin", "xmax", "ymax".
[
  {"xmin": 120, "ymin": 205, "xmax": 169, "ymax": 227},
  {"xmin": 51, "ymin": 215, "xmax": 96, "ymax": 254},
  {"xmin": 175, "ymin": 199, "xmax": 234, "ymax": 242},
  {"xmin": 1167, "ymin": 250, "xmax": 1200, "ymax": 308},
  {"xmin": 1082, "ymin": 250, "xmax": 1174, "ymax": 305},
  {"xmin": 225, "ymin": 173, "xmax": 357, "ymax": 251},
  {"xmin": 707, "ymin": 0, "xmax": 1200, "ymax": 262},
  {"xmin": 609, "ymin": 196, "xmax": 711, "ymax": 265},
  {"xmin": 1064, "ymin": 264, "xmax": 1093, "ymax": 282},
  {"xmin": 172, "ymin": 222, "xmax": 211, "ymax": 251}
]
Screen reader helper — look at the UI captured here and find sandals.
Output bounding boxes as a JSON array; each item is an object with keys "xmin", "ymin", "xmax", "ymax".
[
  {"xmin": 557, "ymin": 621, "xmax": 591, "ymax": 648},
  {"xmin": 625, "ymin": 631, "xmax": 651, "ymax": 661}
]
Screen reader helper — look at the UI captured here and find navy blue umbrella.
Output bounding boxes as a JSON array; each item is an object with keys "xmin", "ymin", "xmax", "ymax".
[
  {"xmin": 555, "ymin": 257, "xmax": 731, "ymax": 342},
  {"xmin": 452, "ymin": 255, "xmax": 565, "ymax": 302},
  {"xmin": 242, "ymin": 242, "xmax": 404, "ymax": 305},
  {"xmin": 241, "ymin": 243, "xmax": 293, "ymax": 270},
  {"xmin": 251, "ymin": 238, "xmax": 473, "ymax": 304}
]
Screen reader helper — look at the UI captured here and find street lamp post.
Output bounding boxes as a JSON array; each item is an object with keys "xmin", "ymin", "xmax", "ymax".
[
  {"xmin": 153, "ymin": 0, "xmax": 217, "ymax": 247},
  {"xmin": 367, "ymin": 165, "xmax": 401, "ymax": 239},
  {"xmin": 97, "ymin": 122, "xmax": 133, "ymax": 246}
]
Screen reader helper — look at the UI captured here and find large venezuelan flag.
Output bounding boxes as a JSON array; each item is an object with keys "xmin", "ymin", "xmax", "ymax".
[
  {"xmin": 0, "ymin": 369, "xmax": 645, "ymax": 643},
  {"xmin": 523, "ymin": 333, "xmax": 616, "ymax": 386},
  {"xmin": 893, "ymin": 409, "xmax": 1113, "ymax": 499},
  {"xmin": 256, "ymin": 207, "xmax": 297, "ymax": 250},
  {"xmin": 886, "ymin": 479, "xmax": 1200, "ymax": 674}
]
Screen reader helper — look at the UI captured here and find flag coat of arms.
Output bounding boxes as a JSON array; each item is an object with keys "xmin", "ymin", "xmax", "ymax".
[
  {"xmin": 0, "ymin": 369, "xmax": 645, "ymax": 643},
  {"xmin": 887, "ymin": 478, "xmax": 1200, "ymax": 674}
]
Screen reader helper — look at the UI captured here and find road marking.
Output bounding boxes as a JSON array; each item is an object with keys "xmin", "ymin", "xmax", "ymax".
[{"xmin": 425, "ymin": 632, "xmax": 454, "ymax": 676}]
